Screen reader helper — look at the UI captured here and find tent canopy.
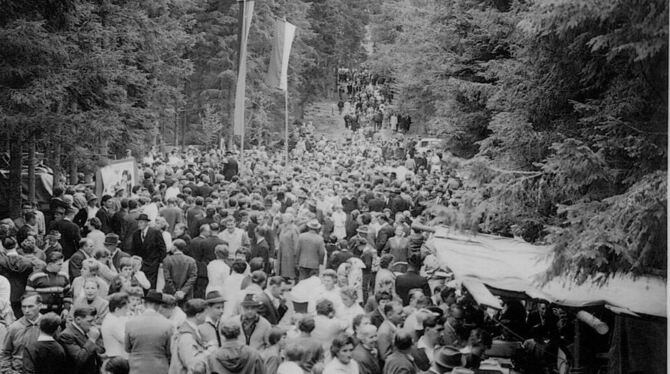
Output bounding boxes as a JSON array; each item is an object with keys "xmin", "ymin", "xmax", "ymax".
[{"xmin": 428, "ymin": 227, "xmax": 667, "ymax": 318}]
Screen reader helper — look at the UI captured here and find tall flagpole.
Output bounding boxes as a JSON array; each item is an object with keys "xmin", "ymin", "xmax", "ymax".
[
  {"xmin": 284, "ymin": 88, "xmax": 289, "ymax": 169},
  {"xmin": 238, "ymin": 0, "xmax": 246, "ymax": 157}
]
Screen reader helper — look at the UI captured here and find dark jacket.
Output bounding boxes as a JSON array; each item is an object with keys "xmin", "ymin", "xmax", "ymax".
[
  {"xmin": 395, "ymin": 270, "xmax": 431, "ymax": 305},
  {"xmin": 383, "ymin": 351, "xmax": 417, "ymax": 374},
  {"xmin": 57, "ymin": 323, "xmax": 105, "ymax": 374},
  {"xmin": 222, "ymin": 159, "xmax": 239, "ymax": 181},
  {"xmin": 23, "ymin": 339, "xmax": 67, "ymax": 374},
  {"xmin": 207, "ymin": 340, "xmax": 266, "ymax": 374},
  {"xmin": 68, "ymin": 249, "xmax": 88, "ymax": 281},
  {"xmin": 375, "ymin": 224, "xmax": 395, "ymax": 252},
  {"xmin": 49, "ymin": 219, "xmax": 81, "ymax": 259},
  {"xmin": 367, "ymin": 198, "xmax": 385, "ymax": 213},
  {"xmin": 162, "ymin": 252, "xmax": 197, "ymax": 298},
  {"xmin": 352, "ymin": 343, "xmax": 381, "ymax": 374},
  {"xmin": 0, "ymin": 253, "xmax": 34, "ymax": 305},
  {"xmin": 256, "ymin": 291, "xmax": 287, "ymax": 326},
  {"xmin": 95, "ymin": 207, "xmax": 113, "ymax": 234},
  {"xmin": 130, "ymin": 227, "xmax": 167, "ymax": 267}
]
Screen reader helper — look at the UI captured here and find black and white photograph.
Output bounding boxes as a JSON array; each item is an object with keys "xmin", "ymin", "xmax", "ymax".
[{"xmin": 0, "ymin": 0, "xmax": 666, "ymax": 373}]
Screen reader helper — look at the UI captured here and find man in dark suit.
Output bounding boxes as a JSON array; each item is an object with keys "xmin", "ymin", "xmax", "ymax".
[
  {"xmin": 188, "ymin": 224, "xmax": 223, "ymax": 298},
  {"xmin": 222, "ymin": 152, "xmax": 238, "ymax": 181},
  {"xmin": 352, "ymin": 324, "xmax": 380, "ymax": 374},
  {"xmin": 49, "ymin": 206, "xmax": 81, "ymax": 259},
  {"xmin": 69, "ymin": 239, "xmax": 95, "ymax": 281},
  {"xmin": 367, "ymin": 192, "xmax": 385, "ymax": 213},
  {"xmin": 395, "ymin": 253, "xmax": 431, "ymax": 305},
  {"xmin": 57, "ymin": 306, "xmax": 105, "ymax": 374},
  {"xmin": 121, "ymin": 199, "xmax": 141, "ymax": 251},
  {"xmin": 130, "ymin": 214, "xmax": 167, "ymax": 289},
  {"xmin": 95, "ymin": 195, "xmax": 114, "ymax": 234},
  {"xmin": 375, "ymin": 215, "xmax": 395, "ymax": 253},
  {"xmin": 389, "ymin": 188, "xmax": 411, "ymax": 216},
  {"xmin": 257, "ymin": 276, "xmax": 288, "ymax": 325},
  {"xmin": 162, "ymin": 239, "xmax": 197, "ymax": 300},
  {"xmin": 383, "ymin": 330, "xmax": 417, "ymax": 374},
  {"xmin": 23, "ymin": 312, "xmax": 66, "ymax": 374},
  {"xmin": 186, "ymin": 197, "xmax": 206, "ymax": 238},
  {"xmin": 295, "ymin": 220, "xmax": 326, "ymax": 280}
]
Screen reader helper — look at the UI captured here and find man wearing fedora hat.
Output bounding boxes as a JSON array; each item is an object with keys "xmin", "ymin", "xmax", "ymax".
[
  {"xmin": 427, "ymin": 346, "xmax": 463, "ymax": 373},
  {"xmin": 130, "ymin": 214, "xmax": 166, "ymax": 289},
  {"xmin": 296, "ymin": 219, "xmax": 326, "ymax": 281},
  {"xmin": 103, "ymin": 233, "xmax": 130, "ymax": 273},
  {"xmin": 198, "ymin": 290, "xmax": 226, "ymax": 348},
  {"xmin": 125, "ymin": 290, "xmax": 174, "ymax": 374}
]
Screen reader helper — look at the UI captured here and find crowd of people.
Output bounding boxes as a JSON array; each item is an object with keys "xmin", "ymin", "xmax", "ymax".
[
  {"xmin": 337, "ymin": 69, "xmax": 411, "ymax": 134},
  {"xmin": 0, "ymin": 124, "xmax": 576, "ymax": 374}
]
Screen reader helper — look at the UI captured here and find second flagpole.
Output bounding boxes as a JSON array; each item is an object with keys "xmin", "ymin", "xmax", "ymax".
[{"xmin": 285, "ymin": 87, "xmax": 289, "ymax": 171}]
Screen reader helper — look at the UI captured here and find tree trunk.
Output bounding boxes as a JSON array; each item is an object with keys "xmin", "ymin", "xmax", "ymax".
[
  {"xmin": 70, "ymin": 154, "xmax": 78, "ymax": 185},
  {"xmin": 53, "ymin": 129, "xmax": 62, "ymax": 189},
  {"xmin": 174, "ymin": 109, "xmax": 179, "ymax": 146},
  {"xmin": 28, "ymin": 132, "xmax": 36, "ymax": 204},
  {"xmin": 8, "ymin": 132, "xmax": 23, "ymax": 219}
]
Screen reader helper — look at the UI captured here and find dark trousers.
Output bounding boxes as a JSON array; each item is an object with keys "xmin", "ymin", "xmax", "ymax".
[
  {"xmin": 194, "ymin": 277, "xmax": 208, "ymax": 299},
  {"xmin": 143, "ymin": 263, "xmax": 160, "ymax": 289},
  {"xmin": 299, "ymin": 267, "xmax": 319, "ymax": 281},
  {"xmin": 362, "ymin": 271, "xmax": 376, "ymax": 302}
]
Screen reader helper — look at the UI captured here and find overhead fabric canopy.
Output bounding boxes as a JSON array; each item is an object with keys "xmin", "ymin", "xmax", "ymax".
[{"xmin": 427, "ymin": 227, "xmax": 667, "ymax": 318}]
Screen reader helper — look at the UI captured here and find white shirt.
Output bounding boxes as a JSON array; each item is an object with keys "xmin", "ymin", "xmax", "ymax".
[
  {"xmin": 331, "ymin": 211, "xmax": 347, "ymax": 240},
  {"xmin": 336, "ymin": 303, "xmax": 365, "ymax": 330},
  {"xmin": 417, "ymin": 335, "xmax": 435, "ymax": 364},
  {"xmin": 164, "ymin": 186, "xmax": 180, "ymax": 201},
  {"xmin": 206, "ymin": 259, "xmax": 230, "ymax": 295},
  {"xmin": 143, "ymin": 203, "xmax": 159, "ymax": 222},
  {"xmin": 218, "ymin": 229, "xmax": 248, "ymax": 253},
  {"xmin": 86, "ymin": 205, "xmax": 99, "ymax": 220},
  {"xmin": 101, "ymin": 313, "xmax": 128, "ymax": 359},
  {"xmin": 322, "ymin": 358, "xmax": 359, "ymax": 374},
  {"xmin": 277, "ymin": 361, "xmax": 304, "ymax": 374}
]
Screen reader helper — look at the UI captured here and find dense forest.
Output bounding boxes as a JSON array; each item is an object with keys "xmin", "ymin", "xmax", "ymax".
[
  {"xmin": 368, "ymin": 0, "xmax": 667, "ymax": 281},
  {"xmin": 0, "ymin": 0, "xmax": 667, "ymax": 281},
  {"xmin": 0, "ymin": 0, "xmax": 372, "ymax": 213}
]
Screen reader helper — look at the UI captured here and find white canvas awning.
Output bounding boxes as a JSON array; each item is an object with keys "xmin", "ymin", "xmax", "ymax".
[{"xmin": 428, "ymin": 227, "xmax": 667, "ymax": 318}]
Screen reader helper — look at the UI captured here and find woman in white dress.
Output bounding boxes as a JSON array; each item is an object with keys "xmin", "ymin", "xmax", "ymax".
[{"xmin": 331, "ymin": 202, "xmax": 347, "ymax": 240}]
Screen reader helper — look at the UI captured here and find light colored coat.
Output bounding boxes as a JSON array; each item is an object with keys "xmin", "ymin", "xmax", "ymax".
[
  {"xmin": 125, "ymin": 308, "xmax": 173, "ymax": 374},
  {"xmin": 235, "ymin": 314, "xmax": 271, "ymax": 351},
  {"xmin": 168, "ymin": 321, "xmax": 207, "ymax": 374},
  {"xmin": 277, "ymin": 224, "xmax": 299, "ymax": 278}
]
